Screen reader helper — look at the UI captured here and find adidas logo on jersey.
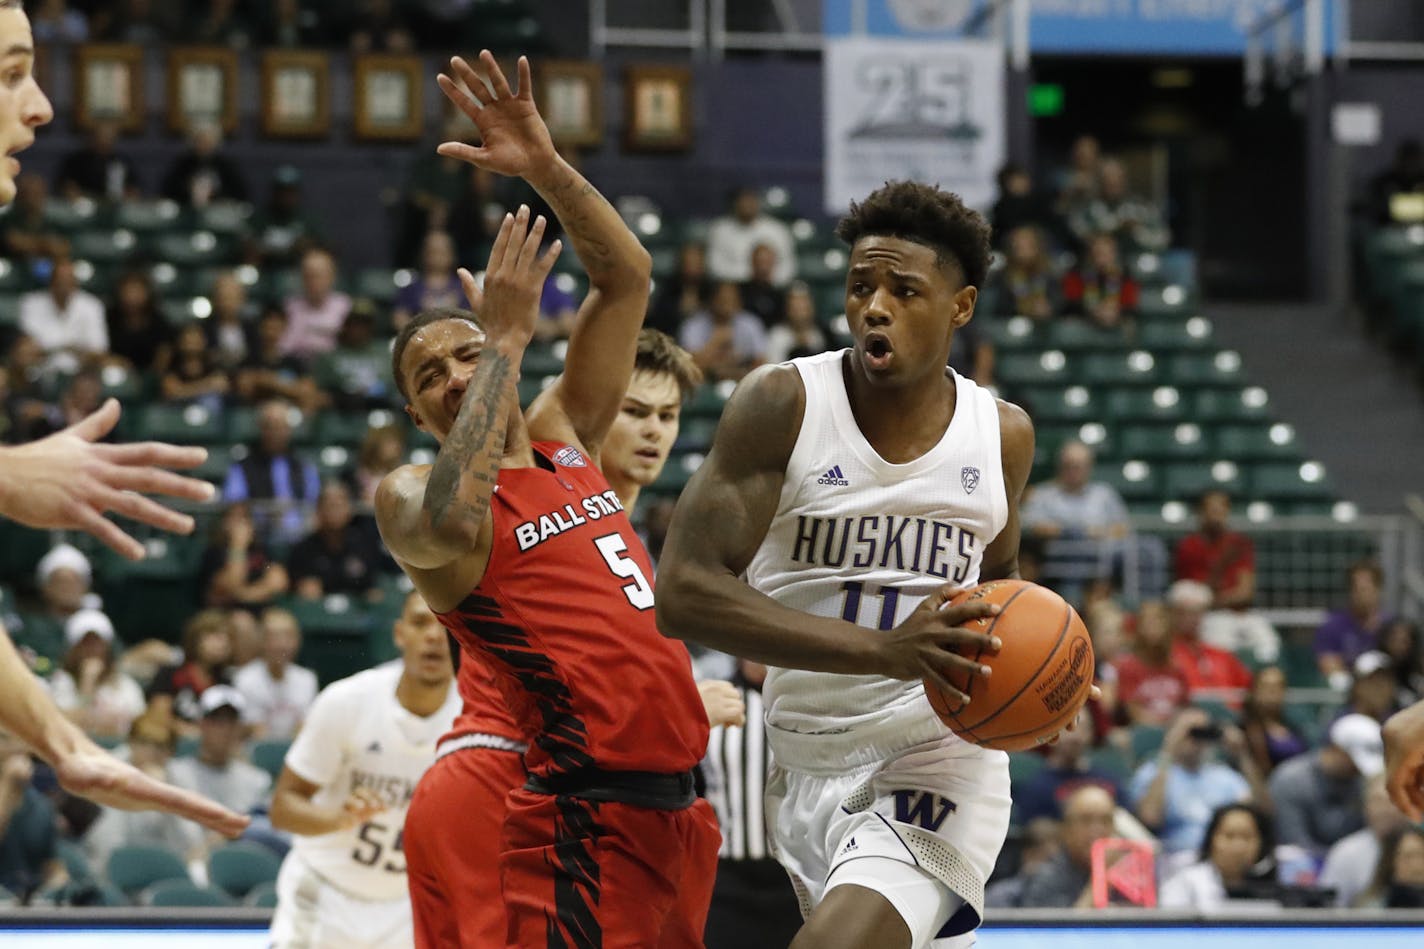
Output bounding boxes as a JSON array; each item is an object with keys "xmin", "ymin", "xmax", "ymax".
[
  {"xmin": 816, "ymin": 465, "xmax": 850, "ymax": 487},
  {"xmin": 366, "ymin": 740, "xmax": 382, "ymax": 754},
  {"xmin": 840, "ymin": 836, "xmax": 858, "ymax": 855}
]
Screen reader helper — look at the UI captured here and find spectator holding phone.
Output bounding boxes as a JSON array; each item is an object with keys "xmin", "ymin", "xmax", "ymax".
[{"xmin": 1130, "ymin": 707, "xmax": 1253, "ymax": 867}]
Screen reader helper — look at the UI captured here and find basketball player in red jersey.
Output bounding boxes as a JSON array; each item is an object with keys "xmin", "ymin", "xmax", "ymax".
[
  {"xmin": 402, "ymin": 328, "xmax": 738, "ymax": 948},
  {"xmin": 377, "ymin": 52, "xmax": 718, "ymax": 949}
]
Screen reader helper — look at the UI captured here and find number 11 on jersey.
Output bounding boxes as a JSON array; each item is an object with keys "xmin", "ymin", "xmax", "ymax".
[{"xmin": 840, "ymin": 580, "xmax": 900, "ymax": 631}]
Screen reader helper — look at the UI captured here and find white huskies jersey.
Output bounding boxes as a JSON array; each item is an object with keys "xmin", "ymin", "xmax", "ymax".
[
  {"xmin": 284, "ymin": 663, "xmax": 460, "ymax": 902},
  {"xmin": 746, "ymin": 350, "xmax": 1009, "ymax": 760}
]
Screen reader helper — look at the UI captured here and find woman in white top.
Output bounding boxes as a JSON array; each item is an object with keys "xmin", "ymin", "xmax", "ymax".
[
  {"xmin": 48, "ymin": 609, "xmax": 146, "ymax": 740},
  {"xmin": 1160, "ymin": 803, "xmax": 1275, "ymax": 910}
]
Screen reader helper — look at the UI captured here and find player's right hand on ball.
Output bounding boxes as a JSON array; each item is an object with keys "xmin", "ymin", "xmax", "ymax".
[
  {"xmin": 461, "ymin": 204, "xmax": 562, "ymax": 347},
  {"xmin": 871, "ymin": 584, "xmax": 1000, "ymax": 704}
]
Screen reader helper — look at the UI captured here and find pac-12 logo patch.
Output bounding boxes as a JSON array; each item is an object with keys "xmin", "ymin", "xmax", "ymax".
[
  {"xmin": 961, "ymin": 466, "xmax": 980, "ymax": 494},
  {"xmin": 553, "ymin": 446, "xmax": 587, "ymax": 468}
]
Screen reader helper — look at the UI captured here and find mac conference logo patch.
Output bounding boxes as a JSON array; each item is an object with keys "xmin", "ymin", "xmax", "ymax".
[{"xmin": 553, "ymin": 446, "xmax": 587, "ymax": 468}]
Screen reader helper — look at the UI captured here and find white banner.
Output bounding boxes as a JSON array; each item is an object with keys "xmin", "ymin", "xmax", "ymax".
[{"xmin": 823, "ymin": 36, "xmax": 1005, "ymax": 217}]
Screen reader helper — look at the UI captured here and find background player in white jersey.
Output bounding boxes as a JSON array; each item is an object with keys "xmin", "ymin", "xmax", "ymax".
[
  {"xmin": 268, "ymin": 591, "xmax": 459, "ymax": 948},
  {"xmin": 658, "ymin": 180, "xmax": 1037, "ymax": 949}
]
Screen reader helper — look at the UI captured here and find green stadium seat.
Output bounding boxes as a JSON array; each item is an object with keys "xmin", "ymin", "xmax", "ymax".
[
  {"xmin": 521, "ymin": 345, "xmax": 564, "ymax": 378},
  {"xmin": 650, "ymin": 245, "xmax": 679, "ymax": 279},
  {"xmin": 246, "ymin": 880, "xmax": 279, "ymax": 908},
  {"xmin": 42, "ymin": 197, "xmax": 99, "ymax": 233},
  {"xmin": 796, "ymin": 247, "xmax": 849, "ymax": 283},
  {"xmin": 1138, "ymin": 316, "xmax": 1214, "ymax": 352},
  {"xmin": 648, "ymin": 452, "xmax": 700, "ymax": 496},
  {"xmin": 354, "ymin": 268, "xmax": 405, "ymax": 305},
  {"xmin": 107, "ymin": 845, "xmax": 190, "ymax": 896},
  {"xmin": 207, "ymin": 842, "xmax": 281, "ymax": 899},
  {"xmin": 144, "ymin": 880, "xmax": 237, "ymax": 907},
  {"xmin": 115, "ymin": 200, "xmax": 183, "ymax": 233},
  {"xmin": 191, "ymin": 201, "xmax": 253, "ymax": 236},
  {"xmin": 675, "ymin": 417, "xmax": 719, "ymax": 453},
  {"xmin": 1081, "ymin": 351, "xmax": 1159, "ymax": 386},
  {"xmin": 1129, "ymin": 724, "xmax": 1167, "ymax": 763},
  {"xmin": 70, "ymin": 227, "xmax": 140, "ymax": 264},
  {"xmin": 250, "ymin": 741, "xmax": 290, "ymax": 781},
  {"xmin": 1118, "ymin": 424, "xmax": 1209, "ymax": 461},
  {"xmin": 1193, "ymin": 387, "xmax": 1272, "ymax": 423},
  {"xmin": 1249, "ymin": 462, "xmax": 1333, "ymax": 501},
  {"xmin": 1042, "ymin": 320, "xmax": 1128, "ymax": 352},
  {"xmin": 1279, "ymin": 640, "xmax": 1327, "ymax": 689},
  {"xmin": 979, "ymin": 315, "xmax": 1035, "ymax": 351},
  {"xmin": 1215, "ymin": 424, "xmax": 1302, "ymax": 461},
  {"xmin": 1008, "ymin": 752, "xmax": 1044, "ymax": 787},
  {"xmin": 1137, "ymin": 284, "xmax": 1193, "ymax": 318},
  {"xmin": 56, "ymin": 839, "xmax": 94, "ymax": 885},
  {"xmin": 996, "ymin": 351, "xmax": 1070, "ymax": 387},
  {"xmin": 685, "ymin": 384, "xmax": 731, "ymax": 420},
  {"xmin": 1161, "ymin": 461, "xmax": 1246, "ymax": 500},
  {"xmin": 1019, "ymin": 386, "xmax": 1099, "ymax": 424},
  {"xmin": 1087, "ymin": 745, "xmax": 1132, "ymax": 783},
  {"xmin": 153, "ymin": 230, "xmax": 233, "ymax": 267},
  {"xmin": 1095, "ymin": 459, "xmax": 1162, "ymax": 502},
  {"xmin": 0, "ymin": 257, "xmax": 32, "ymax": 291},
  {"xmin": 1102, "ymin": 386, "xmax": 1187, "ymax": 423},
  {"xmin": 517, "ymin": 376, "xmax": 545, "ymax": 407},
  {"xmin": 1166, "ymin": 351, "xmax": 1246, "ymax": 388},
  {"xmin": 130, "ymin": 404, "xmax": 227, "ymax": 444},
  {"xmin": 0, "ymin": 292, "xmax": 20, "ymax": 329}
]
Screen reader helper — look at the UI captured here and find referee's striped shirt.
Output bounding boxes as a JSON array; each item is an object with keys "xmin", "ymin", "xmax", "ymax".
[{"xmin": 704, "ymin": 685, "xmax": 770, "ymax": 861}]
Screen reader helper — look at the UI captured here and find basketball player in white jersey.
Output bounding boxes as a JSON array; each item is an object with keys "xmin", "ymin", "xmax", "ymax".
[
  {"xmin": 268, "ymin": 591, "xmax": 459, "ymax": 948},
  {"xmin": 658, "ymin": 180, "xmax": 1037, "ymax": 949}
]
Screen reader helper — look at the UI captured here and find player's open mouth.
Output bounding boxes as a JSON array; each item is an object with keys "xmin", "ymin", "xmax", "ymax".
[
  {"xmin": 864, "ymin": 333, "xmax": 893, "ymax": 369},
  {"xmin": 635, "ymin": 448, "xmax": 660, "ymax": 460}
]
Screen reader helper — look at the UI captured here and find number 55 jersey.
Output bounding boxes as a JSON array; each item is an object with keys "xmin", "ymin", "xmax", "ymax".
[{"xmin": 434, "ymin": 441, "xmax": 709, "ymax": 781}]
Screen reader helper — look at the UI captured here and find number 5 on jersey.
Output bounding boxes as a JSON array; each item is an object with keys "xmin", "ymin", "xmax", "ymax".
[{"xmin": 595, "ymin": 533, "xmax": 654, "ymax": 610}]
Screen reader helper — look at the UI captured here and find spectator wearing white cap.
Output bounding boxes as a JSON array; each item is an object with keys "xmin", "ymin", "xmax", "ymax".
[
  {"xmin": 13, "ymin": 544, "xmax": 96, "ymax": 674},
  {"xmin": 168, "ymin": 686, "xmax": 269, "ymax": 824},
  {"xmin": 1344, "ymin": 650, "xmax": 1403, "ymax": 724},
  {"xmin": 48, "ymin": 609, "xmax": 144, "ymax": 740},
  {"xmin": 1269, "ymin": 713, "xmax": 1384, "ymax": 858}
]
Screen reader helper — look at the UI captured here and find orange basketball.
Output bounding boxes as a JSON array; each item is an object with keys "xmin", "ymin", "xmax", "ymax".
[{"xmin": 925, "ymin": 579, "xmax": 1095, "ymax": 752}]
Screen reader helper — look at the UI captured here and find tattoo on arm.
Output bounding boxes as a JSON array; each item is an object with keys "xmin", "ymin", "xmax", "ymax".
[
  {"xmin": 423, "ymin": 349, "xmax": 515, "ymax": 537},
  {"xmin": 537, "ymin": 165, "xmax": 616, "ymax": 276}
]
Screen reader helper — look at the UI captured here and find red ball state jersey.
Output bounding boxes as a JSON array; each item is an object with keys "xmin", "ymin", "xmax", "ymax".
[
  {"xmin": 434, "ymin": 441, "xmax": 708, "ymax": 779},
  {"xmin": 440, "ymin": 648, "xmax": 523, "ymax": 745}
]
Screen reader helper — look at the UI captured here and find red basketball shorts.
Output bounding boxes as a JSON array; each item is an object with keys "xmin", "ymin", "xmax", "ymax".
[
  {"xmin": 500, "ymin": 787, "xmax": 721, "ymax": 948},
  {"xmin": 405, "ymin": 744, "xmax": 526, "ymax": 949}
]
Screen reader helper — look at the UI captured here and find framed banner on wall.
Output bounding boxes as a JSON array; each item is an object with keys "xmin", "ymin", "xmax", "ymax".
[
  {"xmin": 260, "ymin": 51, "xmax": 330, "ymax": 139},
  {"xmin": 623, "ymin": 64, "xmax": 692, "ymax": 152},
  {"xmin": 537, "ymin": 60, "xmax": 603, "ymax": 149},
  {"xmin": 167, "ymin": 47, "xmax": 239, "ymax": 135},
  {"xmin": 73, "ymin": 44, "xmax": 145, "ymax": 133},
  {"xmin": 354, "ymin": 53, "xmax": 424, "ymax": 142}
]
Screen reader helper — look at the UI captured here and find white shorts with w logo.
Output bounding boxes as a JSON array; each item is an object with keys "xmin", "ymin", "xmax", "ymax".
[{"xmin": 765, "ymin": 730, "xmax": 1011, "ymax": 949}]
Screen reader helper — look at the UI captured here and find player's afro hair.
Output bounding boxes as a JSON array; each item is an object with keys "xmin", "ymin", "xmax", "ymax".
[{"xmin": 834, "ymin": 180, "xmax": 992, "ymax": 290}]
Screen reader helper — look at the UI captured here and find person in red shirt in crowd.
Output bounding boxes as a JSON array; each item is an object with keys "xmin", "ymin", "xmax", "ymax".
[
  {"xmin": 1168, "ymin": 579, "xmax": 1253, "ymax": 697},
  {"xmin": 1174, "ymin": 489, "xmax": 1279, "ymax": 664},
  {"xmin": 1060, "ymin": 232, "xmax": 1139, "ymax": 329},
  {"xmin": 1115, "ymin": 600, "xmax": 1190, "ymax": 726}
]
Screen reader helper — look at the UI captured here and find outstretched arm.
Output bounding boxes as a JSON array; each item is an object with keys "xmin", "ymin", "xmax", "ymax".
[
  {"xmin": 435, "ymin": 52, "xmax": 652, "ymax": 455},
  {"xmin": 655, "ymin": 365, "xmax": 998, "ymax": 700},
  {"xmin": 0, "ymin": 399, "xmax": 215, "ymax": 560},
  {"xmin": 377, "ymin": 209, "xmax": 562, "ymax": 570},
  {"xmin": 0, "ymin": 627, "xmax": 248, "ymax": 837}
]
